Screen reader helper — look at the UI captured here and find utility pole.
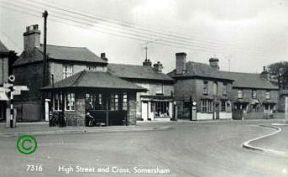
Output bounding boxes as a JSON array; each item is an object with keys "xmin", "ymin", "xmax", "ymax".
[
  {"xmin": 42, "ymin": 10, "xmax": 48, "ymax": 87},
  {"xmin": 42, "ymin": 10, "xmax": 48, "ymax": 121}
]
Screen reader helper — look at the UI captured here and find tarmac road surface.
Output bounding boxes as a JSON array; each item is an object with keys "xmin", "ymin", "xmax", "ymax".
[{"xmin": 0, "ymin": 121, "xmax": 287, "ymax": 177}]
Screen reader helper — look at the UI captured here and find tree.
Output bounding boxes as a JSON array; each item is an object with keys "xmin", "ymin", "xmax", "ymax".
[{"xmin": 267, "ymin": 61, "xmax": 288, "ymax": 89}]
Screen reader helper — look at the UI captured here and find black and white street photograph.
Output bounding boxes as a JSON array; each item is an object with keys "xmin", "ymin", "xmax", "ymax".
[{"xmin": 0, "ymin": 0, "xmax": 288, "ymax": 176}]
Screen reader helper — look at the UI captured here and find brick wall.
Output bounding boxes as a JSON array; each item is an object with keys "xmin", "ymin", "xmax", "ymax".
[
  {"xmin": 13, "ymin": 63, "xmax": 43, "ymax": 102},
  {"xmin": 128, "ymin": 92, "xmax": 137, "ymax": 125}
]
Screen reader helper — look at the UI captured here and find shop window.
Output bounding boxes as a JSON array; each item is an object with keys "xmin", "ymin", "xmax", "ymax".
[
  {"xmin": 63, "ymin": 64, "xmax": 73, "ymax": 79},
  {"xmin": 201, "ymin": 99, "xmax": 213, "ymax": 113},
  {"xmin": 154, "ymin": 101, "xmax": 169, "ymax": 117},
  {"xmin": 203, "ymin": 81, "xmax": 208, "ymax": 95},
  {"xmin": 65, "ymin": 93, "xmax": 75, "ymax": 111}
]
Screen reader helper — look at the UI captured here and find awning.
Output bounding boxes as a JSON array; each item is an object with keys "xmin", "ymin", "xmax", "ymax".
[{"xmin": 0, "ymin": 91, "xmax": 8, "ymax": 101}]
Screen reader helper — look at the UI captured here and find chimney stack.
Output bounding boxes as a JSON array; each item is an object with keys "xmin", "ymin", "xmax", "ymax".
[
  {"xmin": 176, "ymin": 52, "xmax": 187, "ymax": 74},
  {"xmin": 143, "ymin": 58, "xmax": 152, "ymax": 67},
  {"xmin": 23, "ymin": 24, "xmax": 40, "ymax": 53},
  {"xmin": 101, "ymin": 52, "xmax": 108, "ymax": 61},
  {"xmin": 209, "ymin": 58, "xmax": 219, "ymax": 70},
  {"xmin": 153, "ymin": 61, "xmax": 163, "ymax": 73},
  {"xmin": 260, "ymin": 66, "xmax": 269, "ymax": 80}
]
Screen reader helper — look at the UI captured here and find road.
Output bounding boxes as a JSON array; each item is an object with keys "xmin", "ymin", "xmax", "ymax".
[{"xmin": 0, "ymin": 121, "xmax": 287, "ymax": 177}]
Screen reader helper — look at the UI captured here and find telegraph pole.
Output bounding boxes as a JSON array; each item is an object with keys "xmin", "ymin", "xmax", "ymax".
[
  {"xmin": 42, "ymin": 10, "xmax": 48, "ymax": 86},
  {"xmin": 42, "ymin": 10, "xmax": 48, "ymax": 121}
]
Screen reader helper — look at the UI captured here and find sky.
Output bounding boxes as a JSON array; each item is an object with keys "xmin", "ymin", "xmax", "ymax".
[{"xmin": 0, "ymin": 0, "xmax": 288, "ymax": 73}]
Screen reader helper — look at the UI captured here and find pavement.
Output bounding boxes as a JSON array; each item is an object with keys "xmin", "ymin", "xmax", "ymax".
[
  {"xmin": 0, "ymin": 121, "xmax": 173, "ymax": 137},
  {"xmin": 1, "ymin": 119, "xmax": 288, "ymax": 177}
]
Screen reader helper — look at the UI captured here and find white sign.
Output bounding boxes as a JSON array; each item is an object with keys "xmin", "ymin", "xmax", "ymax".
[
  {"xmin": 3, "ymin": 83, "xmax": 13, "ymax": 88},
  {"xmin": 13, "ymin": 85, "xmax": 29, "ymax": 91},
  {"xmin": 12, "ymin": 90, "xmax": 21, "ymax": 95}
]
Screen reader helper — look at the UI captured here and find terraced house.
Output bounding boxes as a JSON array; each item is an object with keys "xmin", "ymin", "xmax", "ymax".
[{"xmin": 169, "ymin": 52, "xmax": 279, "ymax": 120}]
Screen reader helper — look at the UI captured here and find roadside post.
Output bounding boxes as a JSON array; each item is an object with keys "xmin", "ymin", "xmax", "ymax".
[{"xmin": 6, "ymin": 75, "xmax": 15, "ymax": 128}]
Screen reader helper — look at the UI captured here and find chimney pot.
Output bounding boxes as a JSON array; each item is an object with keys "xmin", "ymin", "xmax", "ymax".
[
  {"xmin": 100, "ymin": 52, "xmax": 108, "ymax": 61},
  {"xmin": 143, "ymin": 58, "xmax": 152, "ymax": 67},
  {"xmin": 153, "ymin": 61, "xmax": 163, "ymax": 73},
  {"xmin": 23, "ymin": 24, "xmax": 41, "ymax": 53},
  {"xmin": 209, "ymin": 57, "xmax": 220, "ymax": 70}
]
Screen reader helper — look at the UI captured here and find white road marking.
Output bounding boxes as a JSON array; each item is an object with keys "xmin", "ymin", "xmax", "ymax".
[{"xmin": 242, "ymin": 124, "xmax": 288, "ymax": 157}]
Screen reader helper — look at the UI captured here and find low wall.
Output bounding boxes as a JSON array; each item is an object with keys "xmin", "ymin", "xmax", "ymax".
[
  {"xmin": 197, "ymin": 113, "xmax": 213, "ymax": 120},
  {"xmin": 219, "ymin": 112, "xmax": 232, "ymax": 119}
]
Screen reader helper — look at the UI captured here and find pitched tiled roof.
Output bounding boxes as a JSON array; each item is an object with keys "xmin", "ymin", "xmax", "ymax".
[
  {"xmin": 220, "ymin": 71, "xmax": 278, "ymax": 90},
  {"xmin": 14, "ymin": 44, "xmax": 106, "ymax": 66},
  {"xmin": 42, "ymin": 70, "xmax": 147, "ymax": 91},
  {"xmin": 108, "ymin": 63, "xmax": 173, "ymax": 82},
  {"xmin": 168, "ymin": 61, "xmax": 233, "ymax": 81},
  {"xmin": 0, "ymin": 40, "xmax": 9, "ymax": 53}
]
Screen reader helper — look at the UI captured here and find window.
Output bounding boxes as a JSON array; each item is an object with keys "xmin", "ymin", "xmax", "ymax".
[
  {"xmin": 65, "ymin": 93, "xmax": 75, "ymax": 111},
  {"xmin": 213, "ymin": 81, "xmax": 218, "ymax": 95},
  {"xmin": 122, "ymin": 93, "xmax": 128, "ymax": 110},
  {"xmin": 54, "ymin": 93, "xmax": 63, "ymax": 111},
  {"xmin": 223, "ymin": 83, "xmax": 227, "ymax": 96},
  {"xmin": 110, "ymin": 94, "xmax": 119, "ymax": 111},
  {"xmin": 203, "ymin": 81, "xmax": 208, "ymax": 95},
  {"xmin": 221, "ymin": 100, "xmax": 226, "ymax": 112},
  {"xmin": 85, "ymin": 93, "xmax": 104, "ymax": 110},
  {"xmin": 237, "ymin": 90, "xmax": 243, "ymax": 99},
  {"xmin": 63, "ymin": 64, "xmax": 73, "ymax": 79},
  {"xmin": 265, "ymin": 91, "xmax": 271, "ymax": 99},
  {"xmin": 201, "ymin": 99, "xmax": 213, "ymax": 113},
  {"xmin": 86, "ymin": 65, "xmax": 97, "ymax": 71},
  {"xmin": 252, "ymin": 90, "xmax": 257, "ymax": 99}
]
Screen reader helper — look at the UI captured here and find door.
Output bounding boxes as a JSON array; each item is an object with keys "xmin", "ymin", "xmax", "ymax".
[{"xmin": 141, "ymin": 101, "xmax": 148, "ymax": 121}]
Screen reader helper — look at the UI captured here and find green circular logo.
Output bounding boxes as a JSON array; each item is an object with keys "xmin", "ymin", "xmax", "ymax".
[{"xmin": 17, "ymin": 135, "xmax": 37, "ymax": 155}]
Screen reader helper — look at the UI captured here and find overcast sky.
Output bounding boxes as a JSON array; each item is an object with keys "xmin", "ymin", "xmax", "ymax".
[{"xmin": 1, "ymin": 0, "xmax": 288, "ymax": 73}]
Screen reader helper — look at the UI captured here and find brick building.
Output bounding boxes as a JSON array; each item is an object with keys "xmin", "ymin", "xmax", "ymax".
[
  {"xmin": 169, "ymin": 52, "xmax": 279, "ymax": 120},
  {"xmin": 13, "ymin": 24, "xmax": 146, "ymax": 125},
  {"xmin": 0, "ymin": 40, "xmax": 17, "ymax": 121},
  {"xmin": 108, "ymin": 59, "xmax": 174, "ymax": 121},
  {"xmin": 168, "ymin": 53, "xmax": 234, "ymax": 120}
]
